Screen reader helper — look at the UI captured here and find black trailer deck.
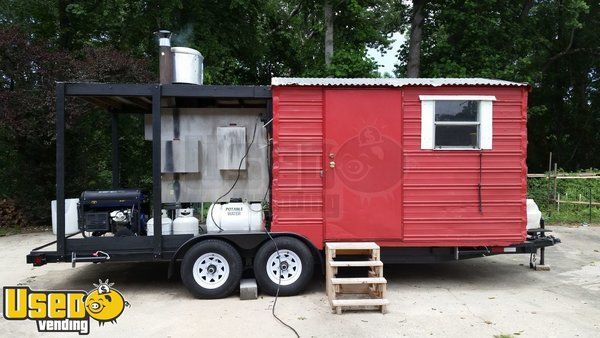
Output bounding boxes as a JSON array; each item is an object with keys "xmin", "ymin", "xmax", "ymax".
[{"xmin": 26, "ymin": 231, "xmax": 299, "ymax": 265}]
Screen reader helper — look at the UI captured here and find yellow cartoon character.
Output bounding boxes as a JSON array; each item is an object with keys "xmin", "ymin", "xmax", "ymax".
[{"xmin": 85, "ymin": 280, "xmax": 128, "ymax": 324}]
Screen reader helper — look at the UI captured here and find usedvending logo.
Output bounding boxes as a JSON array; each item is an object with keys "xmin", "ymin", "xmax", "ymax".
[{"xmin": 3, "ymin": 280, "xmax": 129, "ymax": 335}]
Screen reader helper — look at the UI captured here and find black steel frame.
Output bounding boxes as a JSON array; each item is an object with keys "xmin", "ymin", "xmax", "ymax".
[{"xmin": 42, "ymin": 82, "xmax": 272, "ymax": 264}]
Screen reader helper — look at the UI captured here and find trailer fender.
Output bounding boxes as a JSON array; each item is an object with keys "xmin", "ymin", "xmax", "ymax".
[{"xmin": 167, "ymin": 232, "xmax": 322, "ymax": 279}]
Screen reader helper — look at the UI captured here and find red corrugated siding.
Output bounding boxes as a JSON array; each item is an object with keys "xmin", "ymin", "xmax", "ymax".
[
  {"xmin": 272, "ymin": 85, "xmax": 528, "ymax": 249},
  {"xmin": 271, "ymin": 87, "xmax": 325, "ymax": 248},
  {"xmin": 400, "ymin": 86, "xmax": 527, "ymax": 246}
]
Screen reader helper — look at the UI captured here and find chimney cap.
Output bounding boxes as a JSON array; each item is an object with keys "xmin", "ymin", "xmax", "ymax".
[
  {"xmin": 156, "ymin": 30, "xmax": 172, "ymax": 47},
  {"xmin": 156, "ymin": 30, "xmax": 172, "ymax": 37}
]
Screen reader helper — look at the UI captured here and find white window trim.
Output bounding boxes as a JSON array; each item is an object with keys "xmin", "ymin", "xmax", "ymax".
[
  {"xmin": 419, "ymin": 95, "xmax": 497, "ymax": 101},
  {"xmin": 420, "ymin": 95, "xmax": 495, "ymax": 150}
]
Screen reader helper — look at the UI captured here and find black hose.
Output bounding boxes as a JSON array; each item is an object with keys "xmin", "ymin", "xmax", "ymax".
[{"xmin": 265, "ymin": 228, "xmax": 300, "ymax": 338}]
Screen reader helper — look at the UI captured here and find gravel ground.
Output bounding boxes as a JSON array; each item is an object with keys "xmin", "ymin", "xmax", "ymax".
[{"xmin": 1, "ymin": 226, "xmax": 599, "ymax": 338}]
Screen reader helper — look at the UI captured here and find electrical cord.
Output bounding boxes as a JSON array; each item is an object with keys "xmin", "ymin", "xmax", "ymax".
[
  {"xmin": 209, "ymin": 115, "xmax": 297, "ymax": 336},
  {"xmin": 248, "ymin": 141, "xmax": 272, "ymax": 214},
  {"xmin": 209, "ymin": 116, "xmax": 260, "ymax": 231},
  {"xmin": 248, "ymin": 117, "xmax": 299, "ymax": 337},
  {"xmin": 265, "ymin": 228, "xmax": 300, "ymax": 338},
  {"xmin": 478, "ymin": 151, "xmax": 483, "ymax": 214}
]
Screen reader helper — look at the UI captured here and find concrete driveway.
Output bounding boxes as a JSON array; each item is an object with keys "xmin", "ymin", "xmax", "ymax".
[{"xmin": 1, "ymin": 226, "xmax": 599, "ymax": 337}]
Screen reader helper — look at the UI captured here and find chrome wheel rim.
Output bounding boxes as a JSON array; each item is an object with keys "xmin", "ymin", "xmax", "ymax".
[
  {"xmin": 266, "ymin": 249, "xmax": 302, "ymax": 286},
  {"xmin": 193, "ymin": 253, "xmax": 230, "ymax": 289}
]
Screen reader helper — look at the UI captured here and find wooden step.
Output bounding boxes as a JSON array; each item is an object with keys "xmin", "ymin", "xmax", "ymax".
[
  {"xmin": 326, "ymin": 241, "xmax": 388, "ymax": 314},
  {"xmin": 331, "ymin": 298, "xmax": 390, "ymax": 307},
  {"xmin": 331, "ymin": 277, "xmax": 386, "ymax": 285},
  {"xmin": 328, "ymin": 260, "xmax": 383, "ymax": 267},
  {"xmin": 326, "ymin": 242, "xmax": 379, "ymax": 250}
]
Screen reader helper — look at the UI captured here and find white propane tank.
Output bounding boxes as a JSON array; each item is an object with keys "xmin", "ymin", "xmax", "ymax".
[
  {"xmin": 51, "ymin": 198, "xmax": 79, "ymax": 235},
  {"xmin": 173, "ymin": 208, "xmax": 200, "ymax": 236},
  {"xmin": 526, "ymin": 199, "xmax": 542, "ymax": 229},
  {"xmin": 206, "ymin": 202, "xmax": 264, "ymax": 232},
  {"xmin": 147, "ymin": 210, "xmax": 172, "ymax": 236}
]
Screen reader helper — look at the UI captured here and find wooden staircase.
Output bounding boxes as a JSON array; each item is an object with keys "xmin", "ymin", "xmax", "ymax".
[{"xmin": 325, "ymin": 242, "xmax": 389, "ymax": 314}]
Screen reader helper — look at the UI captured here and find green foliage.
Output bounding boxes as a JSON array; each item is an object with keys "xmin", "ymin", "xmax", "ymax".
[
  {"xmin": 0, "ymin": 25, "xmax": 153, "ymax": 225},
  {"xmin": 528, "ymin": 170, "xmax": 600, "ymax": 224},
  {"xmin": 398, "ymin": 0, "xmax": 600, "ymax": 172},
  {"xmin": 323, "ymin": 49, "xmax": 379, "ymax": 78}
]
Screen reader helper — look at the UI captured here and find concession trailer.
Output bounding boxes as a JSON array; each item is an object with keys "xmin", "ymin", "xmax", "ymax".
[{"xmin": 27, "ymin": 32, "xmax": 559, "ymax": 299}]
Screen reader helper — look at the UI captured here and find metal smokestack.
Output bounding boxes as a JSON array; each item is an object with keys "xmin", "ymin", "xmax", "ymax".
[{"xmin": 157, "ymin": 30, "xmax": 173, "ymax": 84}]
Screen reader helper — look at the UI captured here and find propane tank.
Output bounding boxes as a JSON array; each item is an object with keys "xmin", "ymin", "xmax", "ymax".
[
  {"xmin": 206, "ymin": 202, "xmax": 264, "ymax": 233},
  {"xmin": 147, "ymin": 209, "xmax": 172, "ymax": 236},
  {"xmin": 526, "ymin": 199, "xmax": 542, "ymax": 229},
  {"xmin": 173, "ymin": 208, "xmax": 200, "ymax": 236}
]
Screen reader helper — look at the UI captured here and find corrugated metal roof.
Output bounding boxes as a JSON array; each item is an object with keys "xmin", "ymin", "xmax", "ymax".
[{"xmin": 271, "ymin": 77, "xmax": 528, "ymax": 87}]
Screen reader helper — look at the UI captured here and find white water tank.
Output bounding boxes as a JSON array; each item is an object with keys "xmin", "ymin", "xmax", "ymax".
[
  {"xmin": 526, "ymin": 199, "xmax": 542, "ymax": 229},
  {"xmin": 173, "ymin": 208, "xmax": 200, "ymax": 236},
  {"xmin": 51, "ymin": 198, "xmax": 79, "ymax": 235},
  {"xmin": 147, "ymin": 210, "xmax": 172, "ymax": 235},
  {"xmin": 171, "ymin": 47, "xmax": 203, "ymax": 85},
  {"xmin": 206, "ymin": 202, "xmax": 264, "ymax": 232}
]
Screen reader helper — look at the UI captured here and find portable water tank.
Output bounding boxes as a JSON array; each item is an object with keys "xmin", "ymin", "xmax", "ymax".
[{"xmin": 206, "ymin": 202, "xmax": 264, "ymax": 232}]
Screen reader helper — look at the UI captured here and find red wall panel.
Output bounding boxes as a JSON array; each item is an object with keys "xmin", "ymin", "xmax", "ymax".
[{"xmin": 271, "ymin": 87, "xmax": 325, "ymax": 248}]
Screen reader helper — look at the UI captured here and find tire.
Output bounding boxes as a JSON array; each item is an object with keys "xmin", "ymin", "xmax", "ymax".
[
  {"xmin": 180, "ymin": 240, "xmax": 243, "ymax": 299},
  {"xmin": 253, "ymin": 237, "xmax": 314, "ymax": 296}
]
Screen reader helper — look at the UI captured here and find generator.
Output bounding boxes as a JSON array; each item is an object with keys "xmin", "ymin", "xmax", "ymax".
[{"xmin": 78, "ymin": 190, "xmax": 149, "ymax": 236}]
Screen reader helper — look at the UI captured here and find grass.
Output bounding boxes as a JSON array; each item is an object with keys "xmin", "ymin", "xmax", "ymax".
[
  {"xmin": 528, "ymin": 169, "xmax": 600, "ymax": 224},
  {"xmin": 0, "ymin": 225, "xmax": 50, "ymax": 237},
  {"xmin": 0, "ymin": 226, "xmax": 22, "ymax": 237}
]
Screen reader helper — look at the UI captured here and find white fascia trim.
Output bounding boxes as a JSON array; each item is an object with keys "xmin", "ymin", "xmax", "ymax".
[{"xmin": 419, "ymin": 95, "xmax": 497, "ymax": 101}]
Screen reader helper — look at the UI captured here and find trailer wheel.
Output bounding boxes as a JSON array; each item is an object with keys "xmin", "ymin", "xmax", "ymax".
[
  {"xmin": 180, "ymin": 240, "xmax": 242, "ymax": 299},
  {"xmin": 253, "ymin": 237, "xmax": 314, "ymax": 296}
]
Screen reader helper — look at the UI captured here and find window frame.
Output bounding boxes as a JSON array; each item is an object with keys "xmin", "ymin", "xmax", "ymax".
[
  {"xmin": 420, "ymin": 95, "xmax": 496, "ymax": 150},
  {"xmin": 433, "ymin": 100, "xmax": 481, "ymax": 149}
]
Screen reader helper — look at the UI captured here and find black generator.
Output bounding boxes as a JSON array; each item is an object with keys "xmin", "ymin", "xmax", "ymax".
[{"xmin": 78, "ymin": 189, "xmax": 149, "ymax": 236}]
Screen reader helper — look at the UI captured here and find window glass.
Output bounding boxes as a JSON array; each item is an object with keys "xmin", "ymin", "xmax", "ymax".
[
  {"xmin": 435, "ymin": 100, "xmax": 478, "ymax": 122},
  {"xmin": 435, "ymin": 125, "xmax": 479, "ymax": 148}
]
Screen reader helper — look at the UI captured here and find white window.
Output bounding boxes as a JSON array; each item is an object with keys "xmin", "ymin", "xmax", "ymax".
[{"xmin": 420, "ymin": 95, "xmax": 495, "ymax": 150}]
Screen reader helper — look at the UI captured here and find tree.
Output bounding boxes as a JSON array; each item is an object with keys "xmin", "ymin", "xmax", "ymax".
[
  {"xmin": 406, "ymin": 0, "xmax": 425, "ymax": 77},
  {"xmin": 324, "ymin": 0, "xmax": 334, "ymax": 66},
  {"xmin": 0, "ymin": 26, "xmax": 153, "ymax": 225}
]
